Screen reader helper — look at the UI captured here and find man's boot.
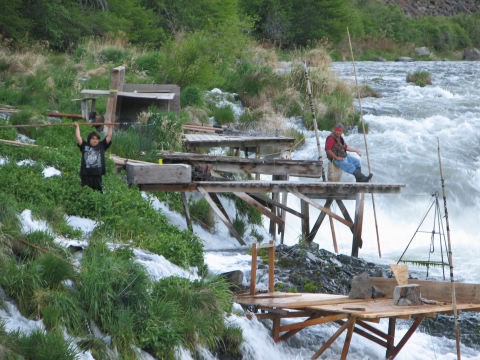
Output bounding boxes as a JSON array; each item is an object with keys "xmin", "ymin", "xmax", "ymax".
[{"xmin": 353, "ymin": 169, "xmax": 373, "ymax": 183}]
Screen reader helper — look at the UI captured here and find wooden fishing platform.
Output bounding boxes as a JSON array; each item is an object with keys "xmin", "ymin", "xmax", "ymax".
[
  {"xmin": 113, "ymin": 154, "xmax": 405, "ymax": 254},
  {"xmin": 237, "ymin": 242, "xmax": 480, "ymax": 359},
  {"xmin": 159, "ymin": 151, "xmax": 323, "ymax": 177}
]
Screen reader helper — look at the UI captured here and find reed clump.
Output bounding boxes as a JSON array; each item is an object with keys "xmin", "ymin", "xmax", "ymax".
[{"xmin": 406, "ymin": 71, "xmax": 432, "ymax": 87}]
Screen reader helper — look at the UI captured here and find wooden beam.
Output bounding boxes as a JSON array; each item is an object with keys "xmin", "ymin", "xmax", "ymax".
[
  {"xmin": 250, "ymin": 193, "xmax": 307, "ymax": 219},
  {"xmin": 305, "ymin": 199, "xmax": 333, "ymax": 243},
  {"xmin": 275, "ymin": 314, "xmax": 321, "ymax": 343},
  {"xmin": 329, "ymin": 215, "xmax": 339, "ymax": 253},
  {"xmin": 335, "ymin": 320, "xmax": 387, "ymax": 348},
  {"xmin": 288, "ymin": 189, "xmax": 354, "ymax": 228},
  {"xmin": 352, "ymin": 193, "xmax": 365, "ymax": 257},
  {"xmin": 311, "ymin": 317, "xmax": 355, "ymax": 360},
  {"xmin": 386, "ymin": 318, "xmax": 396, "ymax": 358},
  {"xmin": 197, "ymin": 186, "xmax": 246, "ymax": 246},
  {"xmin": 272, "ymin": 316, "xmax": 281, "ymax": 339},
  {"xmin": 269, "ymin": 240, "xmax": 275, "ymax": 293},
  {"xmin": 209, "ymin": 193, "xmax": 231, "ymax": 223},
  {"xmin": 340, "ymin": 317, "xmax": 356, "ymax": 360},
  {"xmin": 368, "ymin": 277, "xmax": 480, "ymax": 304},
  {"xmin": 139, "ymin": 181, "xmax": 405, "ymax": 195},
  {"xmin": 234, "ymin": 192, "xmax": 285, "ymax": 226},
  {"xmin": 180, "ymin": 193, "xmax": 192, "ymax": 232},
  {"xmin": 279, "ymin": 313, "xmax": 347, "ymax": 333}
]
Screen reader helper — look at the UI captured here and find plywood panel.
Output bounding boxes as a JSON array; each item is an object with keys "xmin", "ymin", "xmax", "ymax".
[{"xmin": 126, "ymin": 163, "xmax": 191, "ymax": 184}]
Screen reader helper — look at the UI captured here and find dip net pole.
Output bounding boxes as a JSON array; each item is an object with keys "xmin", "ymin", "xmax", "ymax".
[
  {"xmin": 347, "ymin": 28, "xmax": 382, "ymax": 258},
  {"xmin": 437, "ymin": 137, "xmax": 461, "ymax": 359}
]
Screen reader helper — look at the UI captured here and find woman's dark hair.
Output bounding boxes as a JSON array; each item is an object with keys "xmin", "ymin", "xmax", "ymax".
[{"xmin": 87, "ymin": 131, "xmax": 101, "ymax": 143}]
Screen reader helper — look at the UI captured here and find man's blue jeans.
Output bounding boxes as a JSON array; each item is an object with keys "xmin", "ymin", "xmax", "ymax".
[{"xmin": 333, "ymin": 155, "xmax": 360, "ymax": 174}]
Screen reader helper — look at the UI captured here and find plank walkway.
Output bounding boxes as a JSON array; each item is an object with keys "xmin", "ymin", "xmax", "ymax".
[{"xmin": 183, "ymin": 134, "xmax": 295, "ymax": 149}]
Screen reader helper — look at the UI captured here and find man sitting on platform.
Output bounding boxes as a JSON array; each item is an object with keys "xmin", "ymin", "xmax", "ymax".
[{"xmin": 325, "ymin": 124, "xmax": 373, "ymax": 183}]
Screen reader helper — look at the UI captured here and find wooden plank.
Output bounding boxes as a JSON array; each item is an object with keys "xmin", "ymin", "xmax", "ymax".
[
  {"xmin": 390, "ymin": 265, "xmax": 409, "ymax": 286},
  {"xmin": 140, "ymin": 181, "xmax": 405, "ymax": 195},
  {"xmin": 279, "ymin": 313, "xmax": 347, "ymax": 332},
  {"xmin": 198, "ymin": 186, "xmax": 246, "ymax": 246},
  {"xmin": 181, "ymin": 192, "xmax": 192, "ymax": 231},
  {"xmin": 368, "ymin": 277, "xmax": 480, "ymax": 304},
  {"xmin": 305, "ymin": 199, "xmax": 333, "ymax": 243},
  {"xmin": 352, "ymin": 193, "xmax": 365, "ymax": 257},
  {"xmin": 126, "ymin": 163, "xmax": 191, "ymax": 184},
  {"xmin": 237, "ymin": 293, "xmax": 358, "ymax": 309},
  {"xmin": 234, "ymin": 192, "xmax": 285, "ymax": 226},
  {"xmin": 275, "ymin": 314, "xmax": 320, "ymax": 343},
  {"xmin": 209, "ymin": 193, "xmax": 231, "ymax": 223},
  {"xmin": 272, "ymin": 316, "xmax": 281, "ymax": 339},
  {"xmin": 288, "ymin": 189, "xmax": 354, "ymax": 228},
  {"xmin": 81, "ymin": 89, "xmax": 175, "ymax": 99}
]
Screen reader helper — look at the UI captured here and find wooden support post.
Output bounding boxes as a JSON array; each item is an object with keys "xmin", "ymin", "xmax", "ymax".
[
  {"xmin": 272, "ymin": 316, "xmax": 281, "ymax": 339},
  {"xmin": 280, "ymin": 175, "xmax": 288, "ymax": 244},
  {"xmin": 336, "ymin": 199, "xmax": 364, "ymax": 248},
  {"xmin": 198, "ymin": 186, "xmax": 246, "ymax": 246},
  {"xmin": 352, "ymin": 193, "xmax": 365, "ymax": 257},
  {"xmin": 387, "ymin": 316, "xmax": 425, "ymax": 360},
  {"xmin": 305, "ymin": 199, "xmax": 333, "ymax": 243},
  {"xmin": 181, "ymin": 192, "xmax": 192, "ymax": 232},
  {"xmin": 269, "ymin": 240, "xmax": 275, "ymax": 292},
  {"xmin": 311, "ymin": 317, "xmax": 355, "ymax": 360},
  {"xmin": 255, "ymin": 146, "xmax": 260, "ymax": 180},
  {"xmin": 340, "ymin": 317, "xmax": 357, "ymax": 360},
  {"xmin": 209, "ymin": 193, "xmax": 231, "ymax": 222},
  {"xmin": 335, "ymin": 320, "xmax": 388, "ymax": 348},
  {"xmin": 329, "ymin": 215, "xmax": 338, "ymax": 253},
  {"xmin": 104, "ymin": 66, "xmax": 125, "ymax": 126},
  {"xmin": 386, "ymin": 318, "xmax": 396, "ymax": 358},
  {"xmin": 301, "ymin": 199, "xmax": 310, "ymax": 239},
  {"xmin": 250, "ymin": 242, "xmax": 257, "ymax": 295}
]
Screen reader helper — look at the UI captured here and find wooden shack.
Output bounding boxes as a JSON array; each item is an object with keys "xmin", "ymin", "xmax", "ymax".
[{"xmin": 81, "ymin": 66, "xmax": 180, "ymax": 124}]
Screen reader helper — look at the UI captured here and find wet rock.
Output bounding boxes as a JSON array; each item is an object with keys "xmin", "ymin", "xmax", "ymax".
[
  {"xmin": 395, "ymin": 57, "xmax": 415, "ymax": 62},
  {"xmin": 414, "ymin": 47, "xmax": 431, "ymax": 57},
  {"xmin": 349, "ymin": 271, "xmax": 373, "ymax": 299},
  {"xmin": 464, "ymin": 48, "xmax": 480, "ymax": 61},
  {"xmin": 372, "ymin": 285, "xmax": 386, "ymax": 298},
  {"xmin": 373, "ymin": 56, "xmax": 387, "ymax": 62}
]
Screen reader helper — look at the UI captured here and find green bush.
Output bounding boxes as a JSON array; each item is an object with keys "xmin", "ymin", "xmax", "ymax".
[
  {"xmin": 136, "ymin": 51, "xmax": 162, "ymax": 73},
  {"xmin": 109, "ymin": 128, "xmax": 141, "ymax": 159},
  {"xmin": 181, "ymin": 85, "xmax": 205, "ymax": 108},
  {"xmin": 98, "ymin": 48, "xmax": 131, "ymax": 64},
  {"xmin": 213, "ymin": 105, "xmax": 235, "ymax": 125}
]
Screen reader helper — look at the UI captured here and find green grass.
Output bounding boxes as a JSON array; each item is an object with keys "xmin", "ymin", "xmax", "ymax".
[
  {"xmin": 232, "ymin": 215, "xmax": 247, "ymax": 238},
  {"xmin": 213, "ymin": 105, "xmax": 235, "ymax": 125},
  {"xmin": 189, "ymin": 198, "xmax": 215, "ymax": 229}
]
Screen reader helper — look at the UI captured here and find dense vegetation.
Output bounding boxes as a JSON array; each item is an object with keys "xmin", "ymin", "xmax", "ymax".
[{"xmin": 0, "ymin": 0, "xmax": 479, "ymax": 57}]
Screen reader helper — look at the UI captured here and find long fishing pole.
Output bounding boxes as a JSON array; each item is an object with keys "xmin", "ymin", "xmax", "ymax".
[
  {"xmin": 347, "ymin": 28, "xmax": 382, "ymax": 258},
  {"xmin": 0, "ymin": 122, "xmax": 120, "ymax": 129},
  {"xmin": 303, "ymin": 61, "xmax": 326, "ymax": 181},
  {"xmin": 437, "ymin": 137, "xmax": 461, "ymax": 360}
]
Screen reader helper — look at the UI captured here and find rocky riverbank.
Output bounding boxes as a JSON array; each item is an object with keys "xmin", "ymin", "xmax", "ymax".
[
  {"xmin": 254, "ymin": 243, "xmax": 480, "ymax": 350},
  {"xmin": 384, "ymin": 0, "xmax": 480, "ymax": 17}
]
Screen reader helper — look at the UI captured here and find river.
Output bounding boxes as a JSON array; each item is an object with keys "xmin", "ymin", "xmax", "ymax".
[{"xmin": 205, "ymin": 61, "xmax": 480, "ymax": 359}]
